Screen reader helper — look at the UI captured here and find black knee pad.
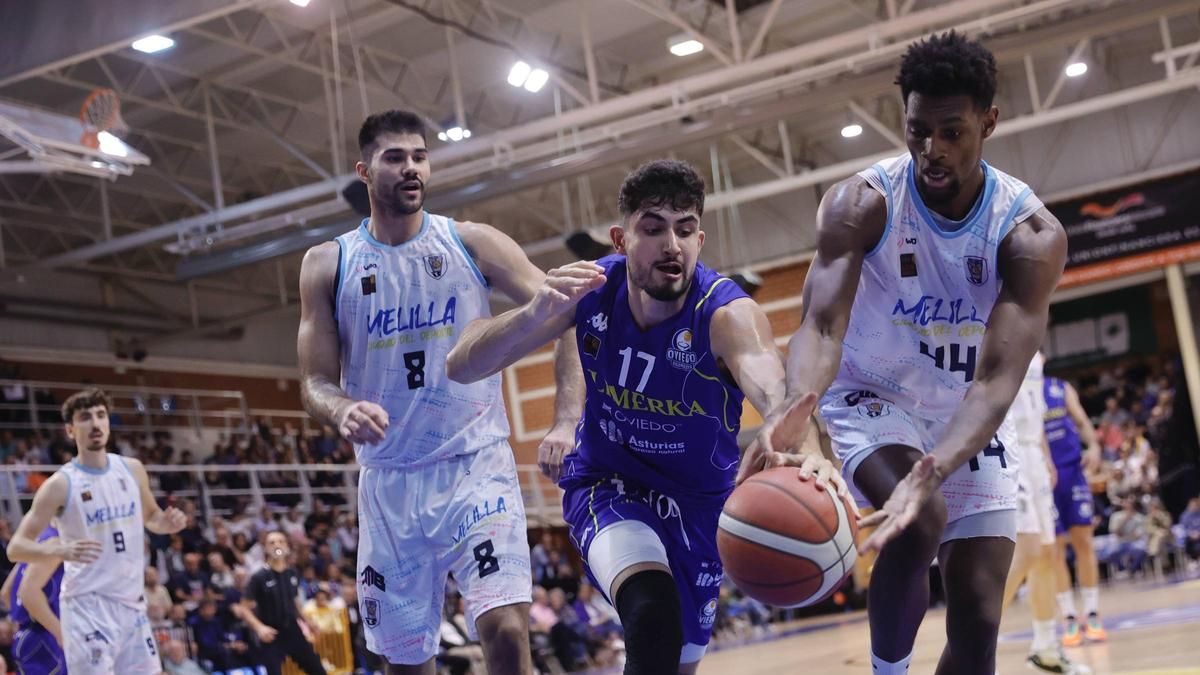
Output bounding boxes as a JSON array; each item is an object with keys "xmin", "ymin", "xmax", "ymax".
[{"xmin": 615, "ymin": 570, "xmax": 683, "ymax": 675}]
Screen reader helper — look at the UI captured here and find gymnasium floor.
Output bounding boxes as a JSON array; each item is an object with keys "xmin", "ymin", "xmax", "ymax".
[{"xmin": 692, "ymin": 578, "xmax": 1200, "ymax": 674}]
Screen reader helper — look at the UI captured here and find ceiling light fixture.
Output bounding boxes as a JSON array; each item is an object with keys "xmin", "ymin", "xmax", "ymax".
[
  {"xmin": 289, "ymin": 0, "xmax": 312, "ymax": 6},
  {"xmin": 668, "ymin": 37, "xmax": 705, "ymax": 57},
  {"xmin": 841, "ymin": 123, "xmax": 863, "ymax": 138},
  {"xmin": 131, "ymin": 35, "xmax": 175, "ymax": 54},
  {"xmin": 437, "ymin": 126, "xmax": 471, "ymax": 142},
  {"xmin": 1065, "ymin": 61, "xmax": 1088, "ymax": 77},
  {"xmin": 507, "ymin": 61, "xmax": 549, "ymax": 93}
]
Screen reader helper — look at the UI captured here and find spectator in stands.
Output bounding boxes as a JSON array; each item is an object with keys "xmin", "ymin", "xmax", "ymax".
[
  {"xmin": 162, "ymin": 638, "xmax": 206, "ymax": 675},
  {"xmin": 301, "ymin": 586, "xmax": 343, "ymax": 635},
  {"xmin": 1109, "ymin": 498, "xmax": 1149, "ymax": 575},
  {"xmin": 1146, "ymin": 498, "xmax": 1175, "ymax": 562},
  {"xmin": 572, "ymin": 580, "xmax": 622, "ymax": 641},
  {"xmin": 145, "ymin": 566, "xmax": 173, "ymax": 616},
  {"xmin": 178, "ymin": 512, "xmax": 208, "ymax": 554},
  {"xmin": 170, "ymin": 551, "xmax": 207, "ymax": 612},
  {"xmin": 189, "ymin": 597, "xmax": 240, "ymax": 671},
  {"xmin": 1182, "ymin": 498, "xmax": 1200, "ymax": 570},
  {"xmin": 438, "ymin": 596, "xmax": 486, "ymax": 675},
  {"xmin": 209, "ymin": 525, "xmax": 241, "ymax": 569},
  {"xmin": 299, "ymin": 564, "xmax": 322, "ymax": 600},
  {"xmin": 254, "ymin": 503, "xmax": 277, "ymax": 536},
  {"xmin": 208, "ymin": 551, "xmax": 236, "ymax": 592},
  {"xmin": 281, "ymin": 505, "xmax": 307, "ymax": 543},
  {"xmin": 334, "ymin": 512, "xmax": 357, "ymax": 560},
  {"xmin": 531, "ymin": 531, "xmax": 555, "ymax": 585},
  {"xmin": 161, "ymin": 534, "xmax": 187, "ymax": 578}
]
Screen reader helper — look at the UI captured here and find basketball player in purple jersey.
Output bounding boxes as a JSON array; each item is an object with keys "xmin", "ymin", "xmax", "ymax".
[
  {"xmin": 755, "ymin": 32, "xmax": 1067, "ymax": 674},
  {"xmin": 2, "ymin": 526, "xmax": 65, "ymax": 673},
  {"xmin": 1043, "ymin": 376, "xmax": 1108, "ymax": 646},
  {"xmin": 448, "ymin": 159, "xmax": 847, "ymax": 674}
]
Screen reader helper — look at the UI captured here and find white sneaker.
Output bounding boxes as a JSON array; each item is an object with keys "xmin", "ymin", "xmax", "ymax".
[{"xmin": 1026, "ymin": 648, "xmax": 1092, "ymax": 674}]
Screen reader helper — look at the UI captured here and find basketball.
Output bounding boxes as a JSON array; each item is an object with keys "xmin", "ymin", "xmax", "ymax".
[{"xmin": 717, "ymin": 467, "xmax": 858, "ymax": 608}]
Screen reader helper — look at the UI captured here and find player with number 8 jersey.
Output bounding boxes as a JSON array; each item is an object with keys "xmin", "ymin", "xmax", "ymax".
[{"xmin": 298, "ymin": 110, "xmax": 586, "ymax": 673}]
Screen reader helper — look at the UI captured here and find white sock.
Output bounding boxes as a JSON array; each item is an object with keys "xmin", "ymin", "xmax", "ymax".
[
  {"xmin": 871, "ymin": 652, "xmax": 912, "ymax": 674},
  {"xmin": 1082, "ymin": 586, "xmax": 1099, "ymax": 616},
  {"xmin": 1056, "ymin": 591, "xmax": 1078, "ymax": 619},
  {"xmin": 1032, "ymin": 620, "xmax": 1057, "ymax": 653}
]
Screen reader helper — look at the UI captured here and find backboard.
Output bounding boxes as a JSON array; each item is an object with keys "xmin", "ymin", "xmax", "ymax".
[{"xmin": 0, "ymin": 98, "xmax": 150, "ymax": 179}]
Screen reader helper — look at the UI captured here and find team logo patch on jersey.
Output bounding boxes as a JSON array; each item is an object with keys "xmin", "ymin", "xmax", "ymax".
[
  {"xmin": 363, "ymin": 597, "xmax": 380, "ymax": 628},
  {"xmin": 900, "ymin": 252, "xmax": 918, "ymax": 278},
  {"xmin": 81, "ymin": 490, "xmax": 93, "ymax": 502},
  {"xmin": 699, "ymin": 598, "xmax": 718, "ymax": 627},
  {"xmin": 361, "ymin": 274, "xmax": 377, "ymax": 295},
  {"xmin": 589, "ymin": 312, "xmax": 608, "ymax": 333},
  {"xmin": 964, "ymin": 256, "xmax": 988, "ymax": 286},
  {"xmin": 424, "ymin": 254, "xmax": 446, "ymax": 279},
  {"xmin": 583, "ymin": 332, "xmax": 602, "ymax": 358},
  {"xmin": 667, "ymin": 328, "xmax": 698, "ymax": 371},
  {"xmin": 857, "ymin": 400, "xmax": 891, "ymax": 418}
]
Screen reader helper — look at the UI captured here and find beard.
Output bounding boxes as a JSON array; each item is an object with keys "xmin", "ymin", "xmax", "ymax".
[
  {"xmin": 373, "ymin": 180, "xmax": 425, "ymax": 216},
  {"xmin": 917, "ymin": 173, "xmax": 962, "ymax": 206},
  {"xmin": 630, "ymin": 262, "xmax": 692, "ymax": 302}
]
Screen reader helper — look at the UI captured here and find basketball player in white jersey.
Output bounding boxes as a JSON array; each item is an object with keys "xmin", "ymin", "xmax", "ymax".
[
  {"xmin": 1001, "ymin": 353, "xmax": 1089, "ymax": 673},
  {"xmin": 755, "ymin": 32, "xmax": 1067, "ymax": 674},
  {"xmin": 6, "ymin": 388, "xmax": 187, "ymax": 674},
  {"xmin": 298, "ymin": 109, "xmax": 582, "ymax": 675}
]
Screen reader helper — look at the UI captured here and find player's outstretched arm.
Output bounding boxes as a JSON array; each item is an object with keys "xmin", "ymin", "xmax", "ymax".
[
  {"xmin": 446, "ymin": 222, "xmax": 604, "ymax": 383},
  {"xmin": 7, "ymin": 474, "xmax": 99, "ymax": 564},
  {"xmin": 17, "ymin": 539, "xmax": 64, "ymax": 644},
  {"xmin": 1065, "ymin": 381, "xmax": 1102, "ymax": 471},
  {"xmin": 714, "ymin": 299, "xmax": 850, "ymax": 497},
  {"xmin": 127, "ymin": 457, "xmax": 186, "ymax": 535},
  {"xmin": 297, "ymin": 242, "xmax": 389, "ymax": 445},
  {"xmin": 758, "ymin": 178, "xmax": 884, "ymax": 452},
  {"xmin": 861, "ymin": 209, "xmax": 1067, "ymax": 552}
]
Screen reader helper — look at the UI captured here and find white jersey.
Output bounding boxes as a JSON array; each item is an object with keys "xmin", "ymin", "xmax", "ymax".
[
  {"xmin": 835, "ymin": 153, "xmax": 1043, "ymax": 420},
  {"xmin": 334, "ymin": 212, "xmax": 510, "ymax": 468},
  {"xmin": 55, "ymin": 456, "xmax": 144, "ymax": 606},
  {"xmin": 1009, "ymin": 352, "xmax": 1047, "ymax": 447}
]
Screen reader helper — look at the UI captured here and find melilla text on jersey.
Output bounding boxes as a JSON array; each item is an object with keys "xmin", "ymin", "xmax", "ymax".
[
  {"xmin": 84, "ymin": 500, "xmax": 138, "ymax": 528},
  {"xmin": 366, "ymin": 296, "xmax": 457, "ymax": 351},
  {"xmin": 891, "ymin": 294, "xmax": 988, "ymax": 338}
]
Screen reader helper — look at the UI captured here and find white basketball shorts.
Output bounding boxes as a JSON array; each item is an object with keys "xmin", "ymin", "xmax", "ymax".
[
  {"xmin": 356, "ymin": 444, "xmax": 532, "ymax": 665},
  {"xmin": 1013, "ymin": 440, "xmax": 1058, "ymax": 545},
  {"xmin": 62, "ymin": 594, "xmax": 161, "ymax": 675},
  {"xmin": 819, "ymin": 388, "xmax": 1019, "ymax": 542}
]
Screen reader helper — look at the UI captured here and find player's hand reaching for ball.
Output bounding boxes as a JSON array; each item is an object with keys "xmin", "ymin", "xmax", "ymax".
[
  {"xmin": 57, "ymin": 539, "xmax": 102, "ymax": 564},
  {"xmin": 858, "ymin": 454, "xmax": 944, "ymax": 553},
  {"xmin": 529, "ymin": 262, "xmax": 606, "ymax": 323},
  {"xmin": 338, "ymin": 400, "xmax": 390, "ymax": 445},
  {"xmin": 738, "ymin": 393, "xmax": 816, "ymax": 483},
  {"xmin": 537, "ymin": 422, "xmax": 576, "ymax": 483}
]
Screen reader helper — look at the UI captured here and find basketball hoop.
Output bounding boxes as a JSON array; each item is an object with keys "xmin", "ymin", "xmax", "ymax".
[{"xmin": 79, "ymin": 88, "xmax": 128, "ymax": 151}]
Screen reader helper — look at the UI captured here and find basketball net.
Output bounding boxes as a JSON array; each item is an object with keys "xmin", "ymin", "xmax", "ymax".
[{"xmin": 79, "ymin": 88, "xmax": 128, "ymax": 151}]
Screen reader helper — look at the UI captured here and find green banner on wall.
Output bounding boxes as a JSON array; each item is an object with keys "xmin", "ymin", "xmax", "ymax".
[{"xmin": 1043, "ymin": 284, "xmax": 1157, "ymax": 370}]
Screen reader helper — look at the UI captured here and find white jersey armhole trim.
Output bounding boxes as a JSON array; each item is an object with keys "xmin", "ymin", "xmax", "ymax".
[
  {"xmin": 447, "ymin": 218, "xmax": 489, "ymax": 288},
  {"xmin": 994, "ymin": 186, "xmax": 1034, "ymax": 282},
  {"xmin": 864, "ymin": 164, "xmax": 893, "ymax": 258},
  {"xmin": 61, "ymin": 467, "xmax": 71, "ymax": 511}
]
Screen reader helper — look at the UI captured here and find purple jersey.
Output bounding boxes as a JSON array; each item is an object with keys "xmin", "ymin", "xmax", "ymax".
[
  {"xmin": 568, "ymin": 255, "xmax": 749, "ymax": 506},
  {"xmin": 9, "ymin": 526, "xmax": 62, "ymax": 627},
  {"xmin": 1044, "ymin": 377, "xmax": 1082, "ymax": 467}
]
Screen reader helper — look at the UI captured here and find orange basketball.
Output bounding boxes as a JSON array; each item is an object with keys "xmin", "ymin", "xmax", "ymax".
[{"xmin": 717, "ymin": 466, "xmax": 858, "ymax": 607}]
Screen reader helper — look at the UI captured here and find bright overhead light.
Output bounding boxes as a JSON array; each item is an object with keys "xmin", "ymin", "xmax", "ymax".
[
  {"xmin": 523, "ymin": 68, "xmax": 549, "ymax": 93},
  {"xmin": 669, "ymin": 38, "xmax": 704, "ymax": 57},
  {"xmin": 289, "ymin": 0, "xmax": 312, "ymax": 6},
  {"xmin": 507, "ymin": 61, "xmax": 532, "ymax": 87},
  {"xmin": 507, "ymin": 61, "xmax": 548, "ymax": 93},
  {"xmin": 438, "ymin": 126, "xmax": 471, "ymax": 142},
  {"xmin": 841, "ymin": 123, "xmax": 863, "ymax": 138},
  {"xmin": 97, "ymin": 131, "xmax": 128, "ymax": 157},
  {"xmin": 131, "ymin": 35, "xmax": 175, "ymax": 54},
  {"xmin": 1065, "ymin": 61, "xmax": 1088, "ymax": 77}
]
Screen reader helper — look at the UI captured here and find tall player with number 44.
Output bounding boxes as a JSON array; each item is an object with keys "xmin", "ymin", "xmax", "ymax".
[
  {"xmin": 7, "ymin": 388, "xmax": 187, "ymax": 674},
  {"xmin": 756, "ymin": 32, "xmax": 1067, "ymax": 675},
  {"xmin": 298, "ymin": 110, "xmax": 583, "ymax": 675}
]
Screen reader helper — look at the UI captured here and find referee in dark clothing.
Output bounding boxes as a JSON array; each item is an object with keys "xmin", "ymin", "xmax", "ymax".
[{"xmin": 240, "ymin": 531, "xmax": 326, "ymax": 675}]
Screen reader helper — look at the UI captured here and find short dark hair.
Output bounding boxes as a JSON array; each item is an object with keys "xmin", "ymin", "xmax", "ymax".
[
  {"xmin": 358, "ymin": 110, "xmax": 427, "ymax": 157},
  {"xmin": 896, "ymin": 31, "xmax": 997, "ymax": 110},
  {"xmin": 617, "ymin": 159, "xmax": 707, "ymax": 219},
  {"xmin": 61, "ymin": 388, "xmax": 111, "ymax": 423}
]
